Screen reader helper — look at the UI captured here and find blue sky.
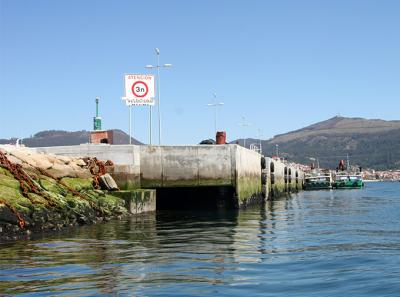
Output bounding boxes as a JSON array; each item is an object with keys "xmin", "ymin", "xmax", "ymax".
[{"xmin": 1, "ymin": 0, "xmax": 399, "ymax": 144}]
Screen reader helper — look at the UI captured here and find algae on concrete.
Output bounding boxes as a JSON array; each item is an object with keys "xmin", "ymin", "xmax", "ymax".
[
  {"xmin": 236, "ymin": 175, "xmax": 263, "ymax": 206},
  {"xmin": 112, "ymin": 189, "xmax": 156, "ymax": 214},
  {"xmin": 0, "ymin": 166, "xmax": 128, "ymax": 240}
]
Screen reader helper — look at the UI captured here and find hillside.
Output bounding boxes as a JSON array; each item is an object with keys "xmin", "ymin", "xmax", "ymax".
[
  {"xmin": 243, "ymin": 116, "xmax": 400, "ymax": 170},
  {"xmin": 0, "ymin": 129, "xmax": 143, "ymax": 147},
  {"xmin": 2, "ymin": 117, "xmax": 399, "ymax": 170}
]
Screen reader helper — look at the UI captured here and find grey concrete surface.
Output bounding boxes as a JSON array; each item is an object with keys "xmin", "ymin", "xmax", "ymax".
[
  {"xmin": 33, "ymin": 144, "xmax": 304, "ymax": 207},
  {"xmin": 140, "ymin": 145, "xmax": 233, "ymax": 188}
]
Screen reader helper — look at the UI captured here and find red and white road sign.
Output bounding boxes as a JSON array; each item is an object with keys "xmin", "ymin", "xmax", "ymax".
[
  {"xmin": 123, "ymin": 74, "xmax": 155, "ymax": 106},
  {"xmin": 132, "ymin": 81, "xmax": 149, "ymax": 97}
]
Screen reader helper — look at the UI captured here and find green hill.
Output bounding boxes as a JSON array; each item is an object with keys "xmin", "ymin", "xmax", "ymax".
[
  {"xmin": 243, "ymin": 116, "xmax": 400, "ymax": 170},
  {"xmin": 0, "ymin": 129, "xmax": 143, "ymax": 147}
]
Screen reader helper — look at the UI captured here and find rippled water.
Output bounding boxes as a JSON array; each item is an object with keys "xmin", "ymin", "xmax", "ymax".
[{"xmin": 1, "ymin": 182, "xmax": 400, "ymax": 296}]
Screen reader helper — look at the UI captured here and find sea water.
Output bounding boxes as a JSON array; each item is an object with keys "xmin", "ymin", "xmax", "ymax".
[{"xmin": 1, "ymin": 182, "xmax": 399, "ymax": 296}]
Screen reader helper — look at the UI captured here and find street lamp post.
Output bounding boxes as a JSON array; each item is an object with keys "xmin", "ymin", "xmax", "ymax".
[
  {"xmin": 206, "ymin": 93, "xmax": 224, "ymax": 136},
  {"xmin": 145, "ymin": 48, "xmax": 172, "ymax": 145},
  {"xmin": 257, "ymin": 128, "xmax": 263, "ymax": 155},
  {"xmin": 129, "ymin": 104, "xmax": 132, "ymax": 145},
  {"xmin": 238, "ymin": 116, "xmax": 251, "ymax": 148},
  {"xmin": 122, "ymin": 99, "xmax": 133, "ymax": 145},
  {"xmin": 275, "ymin": 144, "xmax": 279, "ymax": 158}
]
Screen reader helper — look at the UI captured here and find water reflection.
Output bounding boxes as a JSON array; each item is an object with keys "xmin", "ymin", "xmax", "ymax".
[{"xmin": 1, "ymin": 183, "xmax": 400, "ymax": 297}]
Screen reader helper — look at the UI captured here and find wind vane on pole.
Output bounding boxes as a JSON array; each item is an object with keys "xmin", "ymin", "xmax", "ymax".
[
  {"xmin": 206, "ymin": 92, "xmax": 224, "ymax": 136},
  {"xmin": 238, "ymin": 115, "xmax": 251, "ymax": 148}
]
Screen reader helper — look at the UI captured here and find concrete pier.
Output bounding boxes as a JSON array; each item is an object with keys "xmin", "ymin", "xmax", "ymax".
[
  {"xmin": 265, "ymin": 157, "xmax": 304, "ymax": 199},
  {"xmin": 34, "ymin": 144, "xmax": 304, "ymax": 208},
  {"xmin": 140, "ymin": 145, "xmax": 262, "ymax": 206}
]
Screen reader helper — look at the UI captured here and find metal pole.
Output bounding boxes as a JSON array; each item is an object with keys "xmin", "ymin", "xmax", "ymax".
[
  {"xmin": 214, "ymin": 106, "xmax": 217, "ymax": 135},
  {"xmin": 149, "ymin": 106, "xmax": 152, "ymax": 145},
  {"xmin": 242, "ymin": 116, "xmax": 245, "ymax": 148},
  {"xmin": 238, "ymin": 116, "xmax": 250, "ymax": 148},
  {"xmin": 214, "ymin": 93, "xmax": 218, "ymax": 135},
  {"xmin": 129, "ymin": 105, "xmax": 132, "ymax": 145},
  {"xmin": 207, "ymin": 93, "xmax": 224, "ymax": 138},
  {"xmin": 146, "ymin": 48, "xmax": 171, "ymax": 145},
  {"xmin": 157, "ymin": 52, "xmax": 162, "ymax": 145},
  {"xmin": 242, "ymin": 117, "xmax": 245, "ymax": 148}
]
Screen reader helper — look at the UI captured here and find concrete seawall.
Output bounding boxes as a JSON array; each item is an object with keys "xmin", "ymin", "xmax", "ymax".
[
  {"xmin": 35, "ymin": 144, "xmax": 304, "ymax": 208},
  {"xmin": 140, "ymin": 145, "xmax": 262, "ymax": 206},
  {"xmin": 265, "ymin": 157, "xmax": 304, "ymax": 199},
  {"xmin": 234, "ymin": 146, "xmax": 262, "ymax": 206}
]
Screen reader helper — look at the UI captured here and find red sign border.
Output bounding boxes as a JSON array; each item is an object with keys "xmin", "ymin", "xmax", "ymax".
[{"xmin": 131, "ymin": 81, "xmax": 149, "ymax": 98}]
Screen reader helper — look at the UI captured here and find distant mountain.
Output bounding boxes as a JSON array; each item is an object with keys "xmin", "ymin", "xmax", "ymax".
[
  {"xmin": 237, "ymin": 116, "xmax": 400, "ymax": 170},
  {"xmin": 0, "ymin": 129, "xmax": 143, "ymax": 147}
]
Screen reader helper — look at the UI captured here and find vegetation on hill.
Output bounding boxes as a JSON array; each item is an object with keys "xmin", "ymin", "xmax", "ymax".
[
  {"xmin": 0, "ymin": 130, "xmax": 143, "ymax": 147},
  {"xmin": 1, "ymin": 117, "xmax": 399, "ymax": 170},
  {"xmin": 242, "ymin": 117, "xmax": 400, "ymax": 170}
]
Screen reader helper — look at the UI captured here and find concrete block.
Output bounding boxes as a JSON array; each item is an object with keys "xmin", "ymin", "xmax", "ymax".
[
  {"xmin": 107, "ymin": 165, "xmax": 140, "ymax": 190},
  {"xmin": 162, "ymin": 146, "xmax": 199, "ymax": 187},
  {"xmin": 197, "ymin": 145, "xmax": 232, "ymax": 186},
  {"xmin": 140, "ymin": 145, "xmax": 233, "ymax": 188},
  {"xmin": 112, "ymin": 190, "xmax": 156, "ymax": 214},
  {"xmin": 99, "ymin": 173, "xmax": 119, "ymax": 191},
  {"xmin": 140, "ymin": 146, "xmax": 163, "ymax": 188}
]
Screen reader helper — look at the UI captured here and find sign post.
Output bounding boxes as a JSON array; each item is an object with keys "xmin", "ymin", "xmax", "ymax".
[
  {"xmin": 129, "ymin": 104, "xmax": 132, "ymax": 145},
  {"xmin": 122, "ymin": 74, "xmax": 155, "ymax": 145}
]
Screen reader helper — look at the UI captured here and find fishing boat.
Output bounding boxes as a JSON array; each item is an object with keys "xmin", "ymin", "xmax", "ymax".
[
  {"xmin": 332, "ymin": 159, "xmax": 364, "ymax": 189},
  {"xmin": 303, "ymin": 158, "xmax": 333, "ymax": 190},
  {"xmin": 332, "ymin": 172, "xmax": 364, "ymax": 189},
  {"xmin": 303, "ymin": 170, "xmax": 333, "ymax": 190}
]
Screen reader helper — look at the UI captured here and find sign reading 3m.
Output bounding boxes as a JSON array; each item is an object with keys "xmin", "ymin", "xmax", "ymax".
[{"xmin": 123, "ymin": 74, "xmax": 155, "ymax": 106}]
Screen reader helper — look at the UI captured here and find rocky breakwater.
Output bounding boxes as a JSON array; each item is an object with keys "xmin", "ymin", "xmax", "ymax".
[{"xmin": 0, "ymin": 145, "xmax": 128, "ymax": 241}]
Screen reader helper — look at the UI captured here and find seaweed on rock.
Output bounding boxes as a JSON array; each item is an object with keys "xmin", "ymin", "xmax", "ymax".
[{"xmin": 0, "ymin": 150, "xmax": 127, "ymax": 240}]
